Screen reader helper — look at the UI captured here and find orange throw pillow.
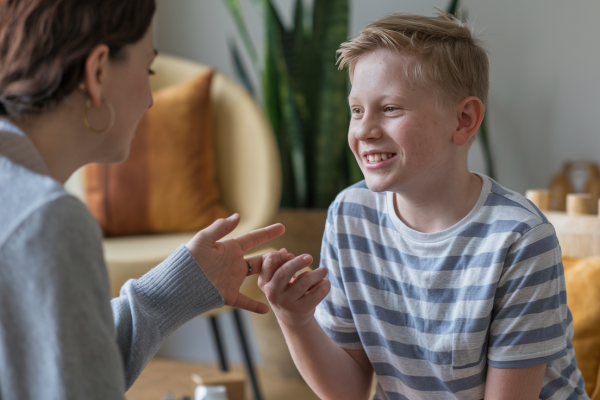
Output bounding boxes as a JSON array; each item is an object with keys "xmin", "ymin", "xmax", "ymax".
[
  {"xmin": 563, "ymin": 256, "xmax": 600, "ymax": 398},
  {"xmin": 85, "ymin": 70, "xmax": 228, "ymax": 236}
]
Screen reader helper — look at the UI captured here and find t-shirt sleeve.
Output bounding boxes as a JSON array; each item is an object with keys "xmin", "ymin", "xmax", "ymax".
[
  {"xmin": 314, "ymin": 205, "xmax": 363, "ymax": 350},
  {"xmin": 488, "ymin": 222, "xmax": 569, "ymax": 368}
]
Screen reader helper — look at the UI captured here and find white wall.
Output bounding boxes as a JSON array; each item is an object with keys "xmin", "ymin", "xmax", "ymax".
[{"xmin": 154, "ymin": 0, "xmax": 600, "ymax": 362}]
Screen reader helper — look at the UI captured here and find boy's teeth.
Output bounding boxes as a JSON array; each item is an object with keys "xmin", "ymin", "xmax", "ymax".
[{"xmin": 367, "ymin": 153, "xmax": 393, "ymax": 163}]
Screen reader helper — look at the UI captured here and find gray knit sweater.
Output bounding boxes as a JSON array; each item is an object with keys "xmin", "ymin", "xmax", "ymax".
[{"xmin": 0, "ymin": 120, "xmax": 225, "ymax": 399}]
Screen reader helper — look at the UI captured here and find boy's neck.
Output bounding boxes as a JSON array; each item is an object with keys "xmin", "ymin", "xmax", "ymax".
[{"xmin": 392, "ymin": 169, "xmax": 483, "ymax": 234}]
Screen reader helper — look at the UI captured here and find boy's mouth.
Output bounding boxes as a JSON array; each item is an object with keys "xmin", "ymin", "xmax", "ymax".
[{"xmin": 364, "ymin": 153, "xmax": 397, "ymax": 164}]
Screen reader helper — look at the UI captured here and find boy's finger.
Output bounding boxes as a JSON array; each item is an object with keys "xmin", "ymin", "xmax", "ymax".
[
  {"xmin": 233, "ymin": 223, "xmax": 285, "ymax": 252},
  {"xmin": 270, "ymin": 254, "xmax": 313, "ymax": 293},
  {"xmin": 285, "ymin": 268, "xmax": 329, "ymax": 301},
  {"xmin": 231, "ymin": 293, "xmax": 269, "ymax": 314},
  {"xmin": 297, "ymin": 278, "xmax": 331, "ymax": 309},
  {"xmin": 259, "ymin": 251, "xmax": 294, "ymax": 283}
]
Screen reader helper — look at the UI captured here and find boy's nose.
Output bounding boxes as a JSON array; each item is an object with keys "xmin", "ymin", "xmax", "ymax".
[{"xmin": 354, "ymin": 115, "xmax": 383, "ymax": 141}]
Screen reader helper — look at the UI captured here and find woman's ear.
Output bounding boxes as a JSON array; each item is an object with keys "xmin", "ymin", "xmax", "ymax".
[
  {"xmin": 453, "ymin": 96, "xmax": 485, "ymax": 147},
  {"xmin": 82, "ymin": 44, "xmax": 110, "ymax": 108}
]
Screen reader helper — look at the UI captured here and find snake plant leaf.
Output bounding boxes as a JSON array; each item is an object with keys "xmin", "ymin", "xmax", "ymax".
[
  {"xmin": 265, "ymin": 0, "xmax": 308, "ymax": 207},
  {"xmin": 222, "ymin": 0, "xmax": 259, "ymax": 67},
  {"xmin": 223, "ymin": 0, "xmax": 352, "ymax": 208},
  {"xmin": 279, "ymin": 75, "xmax": 308, "ymax": 207},
  {"xmin": 263, "ymin": 9, "xmax": 293, "ymax": 205},
  {"xmin": 312, "ymin": 0, "xmax": 351, "ymax": 207},
  {"xmin": 446, "ymin": 0, "xmax": 460, "ymax": 15},
  {"xmin": 228, "ymin": 39, "xmax": 255, "ymax": 97},
  {"xmin": 293, "ymin": 0, "xmax": 304, "ymax": 50}
]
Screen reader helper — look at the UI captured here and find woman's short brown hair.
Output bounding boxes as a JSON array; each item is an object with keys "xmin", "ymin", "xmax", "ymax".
[
  {"xmin": 0, "ymin": 0, "xmax": 156, "ymax": 118},
  {"xmin": 337, "ymin": 11, "xmax": 489, "ymax": 109}
]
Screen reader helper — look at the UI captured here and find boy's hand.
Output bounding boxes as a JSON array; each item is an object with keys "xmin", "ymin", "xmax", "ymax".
[{"xmin": 258, "ymin": 250, "xmax": 331, "ymax": 328}]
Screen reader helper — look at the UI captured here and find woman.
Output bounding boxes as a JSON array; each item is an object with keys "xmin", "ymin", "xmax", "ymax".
[{"xmin": 0, "ymin": 1, "xmax": 289, "ymax": 398}]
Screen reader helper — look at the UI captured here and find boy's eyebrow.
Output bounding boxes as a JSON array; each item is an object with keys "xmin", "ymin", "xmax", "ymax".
[{"xmin": 348, "ymin": 94, "xmax": 409, "ymax": 103}]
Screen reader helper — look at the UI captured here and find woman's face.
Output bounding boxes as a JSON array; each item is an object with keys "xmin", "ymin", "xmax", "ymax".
[{"xmin": 96, "ymin": 26, "xmax": 156, "ymax": 163}]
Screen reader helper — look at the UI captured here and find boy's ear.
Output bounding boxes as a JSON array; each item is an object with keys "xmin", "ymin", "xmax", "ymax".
[{"xmin": 453, "ymin": 96, "xmax": 485, "ymax": 147}]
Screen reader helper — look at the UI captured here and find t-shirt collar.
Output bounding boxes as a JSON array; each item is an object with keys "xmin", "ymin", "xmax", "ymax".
[{"xmin": 385, "ymin": 173, "xmax": 491, "ymax": 243}]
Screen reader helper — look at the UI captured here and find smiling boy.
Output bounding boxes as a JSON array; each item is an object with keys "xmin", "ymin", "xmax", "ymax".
[{"xmin": 258, "ymin": 12, "xmax": 587, "ymax": 400}]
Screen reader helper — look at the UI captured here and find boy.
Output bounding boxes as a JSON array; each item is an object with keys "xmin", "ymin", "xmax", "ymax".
[{"xmin": 258, "ymin": 11, "xmax": 587, "ymax": 400}]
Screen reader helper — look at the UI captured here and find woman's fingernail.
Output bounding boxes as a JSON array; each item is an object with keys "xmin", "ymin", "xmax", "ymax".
[
  {"xmin": 303, "ymin": 255, "xmax": 312, "ymax": 262},
  {"xmin": 227, "ymin": 213, "xmax": 239, "ymax": 221}
]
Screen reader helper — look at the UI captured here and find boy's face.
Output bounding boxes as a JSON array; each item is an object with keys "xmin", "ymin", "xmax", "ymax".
[{"xmin": 348, "ymin": 49, "xmax": 458, "ymax": 194}]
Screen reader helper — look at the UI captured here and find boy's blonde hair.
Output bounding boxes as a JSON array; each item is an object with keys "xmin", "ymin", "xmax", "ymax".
[{"xmin": 338, "ymin": 11, "xmax": 489, "ymax": 109}]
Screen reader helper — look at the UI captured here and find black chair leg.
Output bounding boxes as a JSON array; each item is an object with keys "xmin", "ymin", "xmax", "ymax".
[
  {"xmin": 209, "ymin": 315, "xmax": 229, "ymax": 372},
  {"xmin": 232, "ymin": 309, "xmax": 263, "ymax": 400}
]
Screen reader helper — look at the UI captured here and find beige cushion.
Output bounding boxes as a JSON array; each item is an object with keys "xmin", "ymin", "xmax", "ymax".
[
  {"xmin": 85, "ymin": 70, "xmax": 229, "ymax": 236},
  {"xmin": 563, "ymin": 256, "xmax": 600, "ymax": 397}
]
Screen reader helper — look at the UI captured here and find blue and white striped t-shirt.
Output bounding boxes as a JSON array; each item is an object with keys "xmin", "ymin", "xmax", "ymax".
[{"xmin": 315, "ymin": 174, "xmax": 588, "ymax": 400}]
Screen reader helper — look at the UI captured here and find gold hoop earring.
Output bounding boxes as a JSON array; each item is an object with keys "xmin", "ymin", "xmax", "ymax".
[{"xmin": 82, "ymin": 99, "xmax": 115, "ymax": 133}]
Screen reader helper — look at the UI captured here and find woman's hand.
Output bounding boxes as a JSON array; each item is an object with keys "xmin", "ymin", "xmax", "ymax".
[
  {"xmin": 258, "ymin": 250, "xmax": 331, "ymax": 327},
  {"xmin": 185, "ymin": 213, "xmax": 285, "ymax": 314}
]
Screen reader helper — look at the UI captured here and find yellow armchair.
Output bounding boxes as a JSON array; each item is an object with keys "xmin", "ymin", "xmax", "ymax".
[{"xmin": 65, "ymin": 53, "xmax": 281, "ymax": 296}]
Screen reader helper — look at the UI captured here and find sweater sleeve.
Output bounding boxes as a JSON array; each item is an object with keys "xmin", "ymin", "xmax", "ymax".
[
  {"xmin": 0, "ymin": 195, "xmax": 223, "ymax": 400},
  {"xmin": 112, "ymin": 245, "xmax": 224, "ymax": 388}
]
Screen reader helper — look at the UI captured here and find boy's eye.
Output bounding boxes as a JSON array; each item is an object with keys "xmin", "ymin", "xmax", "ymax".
[
  {"xmin": 351, "ymin": 108, "xmax": 362, "ymax": 114},
  {"xmin": 385, "ymin": 106, "xmax": 396, "ymax": 112}
]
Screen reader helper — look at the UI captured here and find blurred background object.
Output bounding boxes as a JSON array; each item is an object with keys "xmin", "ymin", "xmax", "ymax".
[{"xmin": 222, "ymin": 0, "xmax": 361, "ymax": 209}]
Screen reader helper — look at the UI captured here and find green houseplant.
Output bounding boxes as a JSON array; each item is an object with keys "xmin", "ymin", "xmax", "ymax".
[{"xmin": 223, "ymin": 0, "xmax": 360, "ymax": 209}]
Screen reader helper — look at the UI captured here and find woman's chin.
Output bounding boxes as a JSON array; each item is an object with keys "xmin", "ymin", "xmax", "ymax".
[
  {"xmin": 112, "ymin": 147, "xmax": 131, "ymax": 164},
  {"xmin": 95, "ymin": 146, "xmax": 131, "ymax": 165}
]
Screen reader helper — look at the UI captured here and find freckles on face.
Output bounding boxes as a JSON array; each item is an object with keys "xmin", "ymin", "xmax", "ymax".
[{"xmin": 347, "ymin": 49, "xmax": 457, "ymax": 191}]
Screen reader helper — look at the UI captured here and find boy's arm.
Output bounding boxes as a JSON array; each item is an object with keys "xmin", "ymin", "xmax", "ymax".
[
  {"xmin": 280, "ymin": 317, "xmax": 374, "ymax": 400},
  {"xmin": 484, "ymin": 364, "xmax": 546, "ymax": 400},
  {"xmin": 258, "ymin": 252, "xmax": 374, "ymax": 400}
]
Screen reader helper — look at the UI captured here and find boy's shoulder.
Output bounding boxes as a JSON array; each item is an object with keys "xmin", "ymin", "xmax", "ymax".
[
  {"xmin": 483, "ymin": 176, "xmax": 550, "ymax": 232},
  {"xmin": 328, "ymin": 179, "xmax": 386, "ymax": 214}
]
